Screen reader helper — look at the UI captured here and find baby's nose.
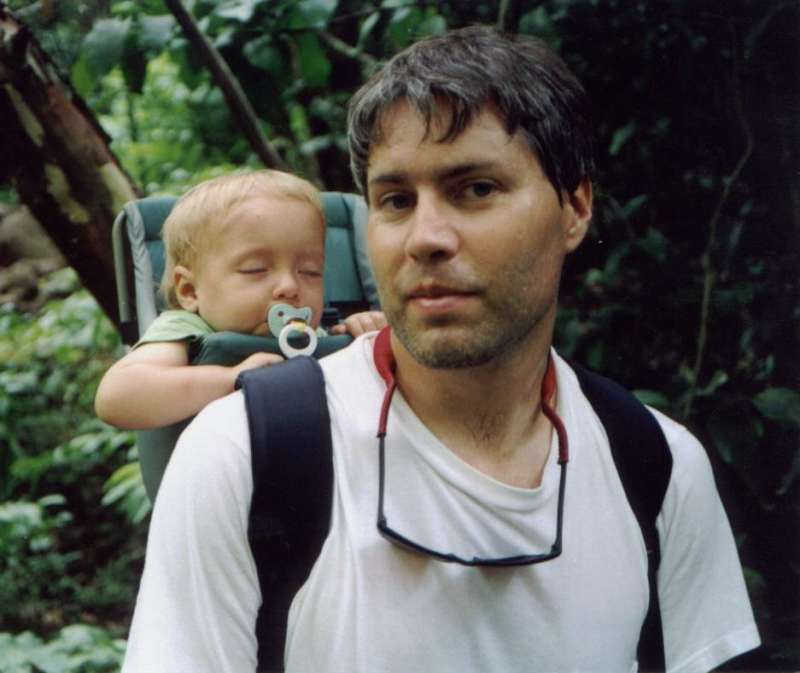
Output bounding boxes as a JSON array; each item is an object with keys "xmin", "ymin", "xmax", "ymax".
[{"xmin": 272, "ymin": 271, "xmax": 299, "ymax": 299}]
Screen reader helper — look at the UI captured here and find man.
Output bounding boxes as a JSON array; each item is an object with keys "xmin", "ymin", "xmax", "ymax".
[{"xmin": 121, "ymin": 26, "xmax": 759, "ymax": 673}]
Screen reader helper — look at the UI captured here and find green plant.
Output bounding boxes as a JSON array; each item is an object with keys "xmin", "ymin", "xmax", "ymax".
[
  {"xmin": 0, "ymin": 272, "xmax": 145, "ymax": 645},
  {"xmin": 0, "ymin": 495, "xmax": 79, "ymax": 629},
  {"xmin": 0, "ymin": 270, "xmax": 124, "ymax": 498},
  {"xmin": 0, "ymin": 624, "xmax": 125, "ymax": 673},
  {"xmin": 103, "ymin": 451, "xmax": 151, "ymax": 525}
]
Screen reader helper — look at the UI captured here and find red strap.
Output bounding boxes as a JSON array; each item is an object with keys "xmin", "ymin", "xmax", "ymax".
[
  {"xmin": 372, "ymin": 327, "xmax": 566, "ymax": 461},
  {"xmin": 374, "ymin": 326, "xmax": 395, "ymax": 387},
  {"xmin": 374, "ymin": 327, "xmax": 396, "ymax": 437}
]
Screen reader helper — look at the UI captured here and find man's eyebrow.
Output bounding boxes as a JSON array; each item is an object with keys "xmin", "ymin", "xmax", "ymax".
[
  {"xmin": 368, "ymin": 162, "xmax": 499, "ymax": 188},
  {"xmin": 435, "ymin": 162, "xmax": 497, "ymax": 181},
  {"xmin": 368, "ymin": 171, "xmax": 408, "ymax": 187}
]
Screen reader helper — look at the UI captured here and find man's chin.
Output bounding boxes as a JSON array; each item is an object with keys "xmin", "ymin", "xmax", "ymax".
[{"xmin": 393, "ymin": 322, "xmax": 498, "ymax": 369}]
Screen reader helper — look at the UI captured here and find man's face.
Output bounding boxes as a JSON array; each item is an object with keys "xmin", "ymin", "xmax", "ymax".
[{"xmin": 366, "ymin": 102, "xmax": 591, "ymax": 369}]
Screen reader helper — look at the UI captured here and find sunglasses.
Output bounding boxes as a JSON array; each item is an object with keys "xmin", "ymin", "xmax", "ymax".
[{"xmin": 373, "ymin": 327, "xmax": 569, "ymax": 568}]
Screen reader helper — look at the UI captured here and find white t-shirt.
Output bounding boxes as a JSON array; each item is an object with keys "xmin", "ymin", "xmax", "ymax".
[{"xmin": 122, "ymin": 333, "xmax": 759, "ymax": 673}]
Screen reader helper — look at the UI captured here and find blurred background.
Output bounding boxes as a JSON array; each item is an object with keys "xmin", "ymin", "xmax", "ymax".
[{"xmin": 0, "ymin": 1, "xmax": 797, "ymax": 670}]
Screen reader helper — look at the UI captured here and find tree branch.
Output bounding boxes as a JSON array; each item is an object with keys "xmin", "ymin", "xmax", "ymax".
[
  {"xmin": 497, "ymin": 0, "xmax": 512, "ymax": 31},
  {"xmin": 681, "ymin": 27, "xmax": 754, "ymax": 421},
  {"xmin": 162, "ymin": 0, "xmax": 285, "ymax": 170},
  {"xmin": 318, "ymin": 30, "xmax": 377, "ymax": 72}
]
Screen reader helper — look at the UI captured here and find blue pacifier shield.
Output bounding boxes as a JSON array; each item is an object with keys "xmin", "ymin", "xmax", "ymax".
[{"xmin": 267, "ymin": 303, "xmax": 317, "ymax": 359}]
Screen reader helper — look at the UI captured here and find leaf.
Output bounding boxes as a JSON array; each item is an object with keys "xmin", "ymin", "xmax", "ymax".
[
  {"xmin": 386, "ymin": 7, "xmax": 423, "ymax": 48},
  {"xmin": 620, "ymin": 194, "xmax": 647, "ymax": 219},
  {"xmin": 133, "ymin": 497, "xmax": 153, "ymax": 524},
  {"xmin": 103, "ymin": 461, "xmax": 140, "ymax": 490},
  {"xmin": 101, "ymin": 480, "xmax": 133, "ymax": 506},
  {"xmin": 695, "ymin": 369, "xmax": 728, "ymax": 398},
  {"xmin": 293, "ymin": 0, "xmax": 339, "ymax": 29},
  {"xmin": 289, "ymin": 103, "xmax": 312, "ymax": 142},
  {"xmin": 295, "ymin": 33, "xmax": 331, "ymax": 88},
  {"xmin": 418, "ymin": 13, "xmax": 447, "ymax": 37},
  {"xmin": 633, "ymin": 389, "xmax": 671, "ymax": 410},
  {"xmin": 81, "ymin": 18, "xmax": 131, "ymax": 78},
  {"xmin": 518, "ymin": 7, "xmax": 555, "ymax": 36},
  {"xmin": 609, "ymin": 121, "xmax": 637, "ymax": 156},
  {"xmin": 742, "ymin": 566, "xmax": 767, "ymax": 594},
  {"xmin": 214, "ymin": 0, "xmax": 259, "ymax": 22},
  {"xmin": 753, "ymin": 387, "xmax": 800, "ymax": 426},
  {"xmin": 707, "ymin": 404, "xmax": 763, "ymax": 466},
  {"xmin": 358, "ymin": 11, "xmax": 380, "ymax": 47},
  {"xmin": 70, "ymin": 55, "xmax": 95, "ymax": 98},
  {"xmin": 37, "ymin": 494, "xmax": 66, "ymax": 508},
  {"xmin": 139, "ymin": 15, "xmax": 176, "ymax": 52},
  {"xmin": 636, "ymin": 227, "xmax": 668, "ymax": 262},
  {"xmin": 300, "ymin": 136, "xmax": 332, "ymax": 155},
  {"xmin": 603, "ymin": 240, "xmax": 632, "ymax": 277},
  {"xmin": 586, "ymin": 339, "xmax": 605, "ymax": 371},
  {"xmin": 243, "ymin": 36, "xmax": 283, "ymax": 72}
]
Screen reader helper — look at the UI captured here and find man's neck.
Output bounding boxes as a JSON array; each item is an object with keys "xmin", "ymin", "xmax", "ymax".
[{"xmin": 391, "ymin": 329, "xmax": 555, "ymax": 489}]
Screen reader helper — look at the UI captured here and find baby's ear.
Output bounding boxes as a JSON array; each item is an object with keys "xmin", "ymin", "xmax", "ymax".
[{"xmin": 173, "ymin": 265, "xmax": 199, "ymax": 312}]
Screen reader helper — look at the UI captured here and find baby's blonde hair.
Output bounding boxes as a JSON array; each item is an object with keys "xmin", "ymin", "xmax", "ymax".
[{"xmin": 159, "ymin": 170, "xmax": 324, "ymax": 308}]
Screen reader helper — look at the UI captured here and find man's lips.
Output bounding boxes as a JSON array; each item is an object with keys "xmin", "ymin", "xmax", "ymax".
[
  {"xmin": 406, "ymin": 284, "xmax": 476, "ymax": 299},
  {"xmin": 403, "ymin": 284, "xmax": 480, "ymax": 317}
]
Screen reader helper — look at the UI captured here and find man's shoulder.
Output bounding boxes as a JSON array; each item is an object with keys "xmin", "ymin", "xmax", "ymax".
[
  {"xmin": 318, "ymin": 331, "xmax": 378, "ymax": 384},
  {"xmin": 555, "ymin": 353, "xmax": 708, "ymax": 473},
  {"xmin": 158, "ymin": 390, "xmax": 253, "ymax": 519},
  {"xmin": 183, "ymin": 389, "xmax": 249, "ymax": 453}
]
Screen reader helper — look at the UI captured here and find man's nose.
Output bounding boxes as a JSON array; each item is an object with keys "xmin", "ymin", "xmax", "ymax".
[{"xmin": 404, "ymin": 193, "xmax": 460, "ymax": 263}]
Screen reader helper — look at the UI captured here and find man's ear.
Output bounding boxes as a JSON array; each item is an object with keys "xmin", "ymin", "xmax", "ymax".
[
  {"xmin": 563, "ymin": 178, "xmax": 593, "ymax": 253},
  {"xmin": 173, "ymin": 265, "xmax": 199, "ymax": 312}
]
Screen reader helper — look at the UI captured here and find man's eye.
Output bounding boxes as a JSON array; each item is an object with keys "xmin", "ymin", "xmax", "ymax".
[
  {"xmin": 463, "ymin": 181, "xmax": 496, "ymax": 199},
  {"xmin": 380, "ymin": 193, "xmax": 413, "ymax": 211}
]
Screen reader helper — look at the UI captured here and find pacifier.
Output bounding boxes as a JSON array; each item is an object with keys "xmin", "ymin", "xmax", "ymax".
[{"xmin": 267, "ymin": 303, "xmax": 317, "ymax": 358}]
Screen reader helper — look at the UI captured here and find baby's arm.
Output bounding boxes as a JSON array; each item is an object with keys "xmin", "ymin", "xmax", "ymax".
[
  {"xmin": 95, "ymin": 342, "xmax": 282, "ymax": 430},
  {"xmin": 329, "ymin": 310, "xmax": 387, "ymax": 337}
]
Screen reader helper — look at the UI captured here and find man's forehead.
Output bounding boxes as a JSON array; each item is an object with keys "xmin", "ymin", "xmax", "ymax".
[
  {"xmin": 365, "ymin": 100, "xmax": 535, "ymax": 188},
  {"xmin": 370, "ymin": 99, "xmax": 513, "ymax": 151}
]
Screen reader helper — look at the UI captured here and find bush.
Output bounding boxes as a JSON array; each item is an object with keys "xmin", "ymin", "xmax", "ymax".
[
  {"xmin": 0, "ymin": 625, "xmax": 125, "ymax": 673},
  {"xmin": 0, "ymin": 271, "xmax": 147, "ymax": 664}
]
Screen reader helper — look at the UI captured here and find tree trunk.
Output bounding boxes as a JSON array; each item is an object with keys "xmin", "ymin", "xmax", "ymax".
[{"xmin": 0, "ymin": 6, "xmax": 138, "ymax": 325}]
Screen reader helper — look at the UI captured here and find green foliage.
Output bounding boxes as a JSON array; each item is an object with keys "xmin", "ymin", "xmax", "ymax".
[
  {"xmin": 0, "ymin": 496, "xmax": 79, "ymax": 628},
  {"xmin": 0, "ymin": 625, "xmax": 125, "ymax": 673},
  {"xmin": 73, "ymin": 13, "xmax": 175, "ymax": 95},
  {"xmin": 545, "ymin": 1, "xmax": 800, "ymax": 664},
  {"xmin": 0, "ymin": 270, "xmax": 145, "ymax": 663},
  {"xmin": 103, "ymin": 458, "xmax": 150, "ymax": 525},
  {"xmin": 0, "ymin": 271, "xmax": 125, "ymax": 494}
]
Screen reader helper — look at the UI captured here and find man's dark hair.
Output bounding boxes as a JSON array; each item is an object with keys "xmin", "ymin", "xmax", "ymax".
[{"xmin": 347, "ymin": 25, "xmax": 594, "ymax": 202}]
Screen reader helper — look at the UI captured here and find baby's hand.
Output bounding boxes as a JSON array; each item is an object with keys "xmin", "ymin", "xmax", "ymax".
[
  {"xmin": 232, "ymin": 351, "xmax": 284, "ymax": 380},
  {"xmin": 329, "ymin": 311, "xmax": 387, "ymax": 337}
]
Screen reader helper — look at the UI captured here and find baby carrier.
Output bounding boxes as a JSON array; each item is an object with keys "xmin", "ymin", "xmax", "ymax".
[{"xmin": 111, "ymin": 191, "xmax": 379, "ymax": 499}]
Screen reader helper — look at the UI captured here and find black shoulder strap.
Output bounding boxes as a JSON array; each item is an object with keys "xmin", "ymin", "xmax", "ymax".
[
  {"xmin": 570, "ymin": 362, "xmax": 673, "ymax": 672},
  {"xmin": 236, "ymin": 356, "xmax": 333, "ymax": 673}
]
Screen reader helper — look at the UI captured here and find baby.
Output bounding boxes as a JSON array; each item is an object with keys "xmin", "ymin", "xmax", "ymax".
[{"xmin": 95, "ymin": 170, "xmax": 385, "ymax": 430}]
